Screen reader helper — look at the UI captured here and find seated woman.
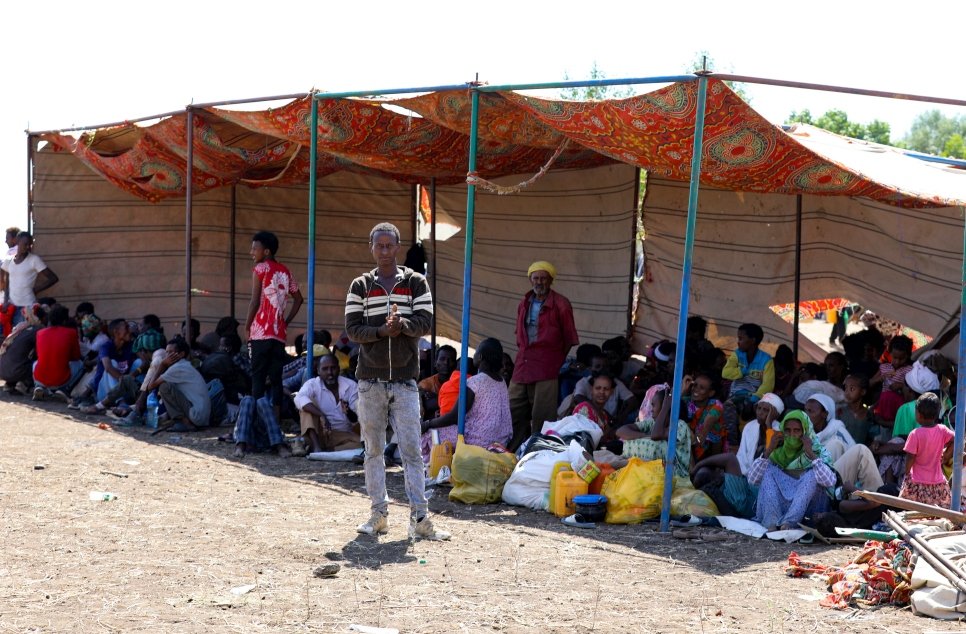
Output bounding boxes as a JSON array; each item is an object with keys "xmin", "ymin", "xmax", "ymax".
[
  {"xmin": 736, "ymin": 392, "xmax": 784, "ymax": 475},
  {"xmin": 804, "ymin": 392, "xmax": 855, "ymax": 462},
  {"xmin": 682, "ymin": 373, "xmax": 724, "ymax": 459},
  {"xmin": 572, "ymin": 370, "xmax": 616, "ymax": 447},
  {"xmin": 419, "ymin": 338, "xmax": 511, "ymax": 461},
  {"xmin": 749, "ymin": 410, "xmax": 836, "ymax": 531},
  {"xmin": 616, "ymin": 383, "xmax": 693, "ymax": 478},
  {"xmin": 572, "ymin": 371, "xmax": 614, "ymax": 428}
]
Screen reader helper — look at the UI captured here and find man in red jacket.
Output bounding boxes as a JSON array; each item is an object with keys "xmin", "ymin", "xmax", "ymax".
[{"xmin": 509, "ymin": 261, "xmax": 579, "ymax": 450}]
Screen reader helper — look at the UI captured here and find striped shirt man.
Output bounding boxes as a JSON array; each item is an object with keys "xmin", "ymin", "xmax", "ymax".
[{"xmin": 344, "ymin": 267, "xmax": 433, "ymax": 381}]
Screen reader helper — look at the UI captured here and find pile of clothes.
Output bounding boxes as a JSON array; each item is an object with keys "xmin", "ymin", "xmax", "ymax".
[{"xmin": 785, "ymin": 539, "xmax": 913, "ymax": 609}]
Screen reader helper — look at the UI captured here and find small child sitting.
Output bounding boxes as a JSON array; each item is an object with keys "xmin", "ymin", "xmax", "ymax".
[
  {"xmin": 720, "ymin": 323, "xmax": 775, "ymax": 447},
  {"xmin": 899, "ymin": 393, "xmax": 955, "ymax": 508}
]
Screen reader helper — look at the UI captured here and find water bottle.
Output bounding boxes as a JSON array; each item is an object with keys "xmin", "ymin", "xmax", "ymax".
[{"xmin": 146, "ymin": 391, "xmax": 159, "ymax": 429}]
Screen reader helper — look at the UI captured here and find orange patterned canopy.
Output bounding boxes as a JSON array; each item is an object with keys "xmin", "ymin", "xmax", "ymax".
[{"xmin": 38, "ymin": 80, "xmax": 964, "ymax": 207}]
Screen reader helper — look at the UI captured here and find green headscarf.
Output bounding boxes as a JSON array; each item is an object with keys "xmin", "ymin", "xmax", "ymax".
[{"xmin": 769, "ymin": 410, "xmax": 831, "ymax": 470}]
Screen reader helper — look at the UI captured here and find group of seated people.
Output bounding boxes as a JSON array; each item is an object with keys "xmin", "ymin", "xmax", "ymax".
[
  {"xmin": 5, "ymin": 300, "xmax": 961, "ymax": 535},
  {"xmin": 0, "ymin": 301, "xmax": 372, "ymax": 459},
  {"xmin": 0, "ymin": 301, "xmax": 216, "ymax": 432},
  {"xmin": 414, "ymin": 313, "xmax": 960, "ymax": 536},
  {"xmin": 541, "ymin": 316, "xmax": 961, "ymax": 536}
]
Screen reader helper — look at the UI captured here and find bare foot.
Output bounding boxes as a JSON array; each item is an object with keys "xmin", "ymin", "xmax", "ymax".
[
  {"xmin": 275, "ymin": 443, "xmax": 293, "ymax": 458},
  {"xmin": 232, "ymin": 444, "xmax": 246, "ymax": 459}
]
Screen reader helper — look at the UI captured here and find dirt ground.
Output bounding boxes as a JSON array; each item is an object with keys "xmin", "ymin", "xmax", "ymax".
[{"xmin": 0, "ymin": 396, "xmax": 952, "ymax": 634}]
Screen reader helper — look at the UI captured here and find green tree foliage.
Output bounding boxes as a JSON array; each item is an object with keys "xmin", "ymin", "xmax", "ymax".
[
  {"xmin": 902, "ymin": 110, "xmax": 966, "ymax": 158},
  {"xmin": 944, "ymin": 134, "xmax": 966, "ymax": 160},
  {"xmin": 559, "ymin": 61, "xmax": 634, "ymax": 101},
  {"xmin": 786, "ymin": 108, "xmax": 891, "ymax": 145}
]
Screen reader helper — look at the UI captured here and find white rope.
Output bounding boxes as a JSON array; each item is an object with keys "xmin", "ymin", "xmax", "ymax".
[{"xmin": 466, "ymin": 139, "xmax": 570, "ymax": 195}]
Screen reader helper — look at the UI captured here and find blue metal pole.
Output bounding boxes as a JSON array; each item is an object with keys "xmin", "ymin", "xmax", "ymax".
[
  {"xmin": 456, "ymin": 88, "xmax": 481, "ymax": 437},
  {"xmin": 479, "ymin": 75, "xmax": 695, "ymax": 92},
  {"xmin": 659, "ymin": 76, "xmax": 709, "ymax": 533},
  {"xmin": 304, "ymin": 97, "xmax": 319, "ymax": 382},
  {"xmin": 951, "ymin": 211, "xmax": 966, "ymax": 511},
  {"xmin": 315, "ymin": 83, "xmax": 472, "ymax": 100}
]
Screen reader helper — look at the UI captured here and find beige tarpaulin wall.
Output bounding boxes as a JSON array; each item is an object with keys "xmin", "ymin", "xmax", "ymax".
[
  {"xmin": 432, "ymin": 164, "xmax": 639, "ymax": 354},
  {"xmin": 635, "ymin": 176, "xmax": 965, "ymax": 357},
  {"xmin": 32, "ymin": 151, "xmax": 637, "ymax": 351},
  {"xmin": 31, "ymin": 148, "xmax": 411, "ymax": 341}
]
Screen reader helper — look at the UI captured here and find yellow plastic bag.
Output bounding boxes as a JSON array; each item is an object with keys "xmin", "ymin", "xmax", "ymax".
[
  {"xmin": 449, "ymin": 438, "xmax": 517, "ymax": 505},
  {"xmin": 670, "ymin": 477, "xmax": 720, "ymax": 518},
  {"xmin": 600, "ymin": 458, "xmax": 665, "ymax": 524}
]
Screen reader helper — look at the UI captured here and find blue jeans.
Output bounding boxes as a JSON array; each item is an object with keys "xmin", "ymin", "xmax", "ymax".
[
  {"xmin": 357, "ymin": 379, "xmax": 426, "ymax": 518},
  {"xmin": 233, "ymin": 394, "xmax": 285, "ymax": 449},
  {"xmin": 33, "ymin": 360, "xmax": 85, "ymax": 392},
  {"xmin": 11, "ymin": 306, "xmax": 26, "ymax": 327}
]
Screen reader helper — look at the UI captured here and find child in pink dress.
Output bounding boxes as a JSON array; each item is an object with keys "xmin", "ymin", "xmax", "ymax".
[{"xmin": 899, "ymin": 393, "xmax": 955, "ymax": 508}]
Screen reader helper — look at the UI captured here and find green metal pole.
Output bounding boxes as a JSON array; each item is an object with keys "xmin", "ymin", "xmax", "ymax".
[{"xmin": 456, "ymin": 88, "xmax": 481, "ymax": 436}]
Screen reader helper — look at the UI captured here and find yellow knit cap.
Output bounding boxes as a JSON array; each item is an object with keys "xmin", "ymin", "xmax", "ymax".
[{"xmin": 527, "ymin": 260, "xmax": 556, "ymax": 279}]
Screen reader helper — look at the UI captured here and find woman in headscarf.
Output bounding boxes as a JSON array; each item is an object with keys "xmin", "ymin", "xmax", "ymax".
[
  {"xmin": 749, "ymin": 409, "xmax": 837, "ymax": 531},
  {"xmin": 874, "ymin": 361, "xmax": 943, "ymax": 484},
  {"xmin": 616, "ymin": 383, "xmax": 693, "ymax": 478},
  {"xmin": 735, "ymin": 392, "xmax": 784, "ymax": 476},
  {"xmin": 804, "ymin": 392, "xmax": 855, "ymax": 462}
]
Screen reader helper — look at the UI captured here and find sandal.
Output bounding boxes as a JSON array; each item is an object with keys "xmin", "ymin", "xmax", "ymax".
[{"xmin": 561, "ymin": 514, "xmax": 596, "ymax": 529}]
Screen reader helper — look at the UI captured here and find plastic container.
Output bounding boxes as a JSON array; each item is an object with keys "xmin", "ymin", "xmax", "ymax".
[
  {"xmin": 89, "ymin": 491, "xmax": 117, "ymax": 501},
  {"xmin": 573, "ymin": 494, "xmax": 608, "ymax": 522},
  {"xmin": 552, "ymin": 469, "xmax": 589, "ymax": 518},
  {"xmin": 588, "ymin": 463, "xmax": 616, "ymax": 495},
  {"xmin": 146, "ymin": 391, "xmax": 159, "ymax": 429},
  {"xmin": 547, "ymin": 461, "xmax": 571, "ymax": 513},
  {"xmin": 428, "ymin": 440, "xmax": 454, "ymax": 478}
]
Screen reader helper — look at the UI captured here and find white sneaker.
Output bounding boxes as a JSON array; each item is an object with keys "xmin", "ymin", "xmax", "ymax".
[
  {"xmin": 410, "ymin": 516, "xmax": 451, "ymax": 541},
  {"xmin": 357, "ymin": 512, "xmax": 389, "ymax": 536},
  {"xmin": 32, "ymin": 386, "xmax": 46, "ymax": 402}
]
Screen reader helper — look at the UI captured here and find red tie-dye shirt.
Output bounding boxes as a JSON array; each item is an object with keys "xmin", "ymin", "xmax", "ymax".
[{"xmin": 250, "ymin": 260, "xmax": 299, "ymax": 343}]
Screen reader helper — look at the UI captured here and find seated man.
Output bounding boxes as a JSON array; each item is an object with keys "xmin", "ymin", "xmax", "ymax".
[
  {"xmin": 566, "ymin": 351, "xmax": 635, "ymax": 423},
  {"xmin": 139, "ymin": 314, "xmax": 167, "ymax": 348},
  {"xmin": 602, "ymin": 336, "xmax": 644, "ymax": 388},
  {"xmin": 418, "ymin": 344, "xmax": 456, "ymax": 420},
  {"xmin": 146, "ymin": 336, "xmax": 211, "ymax": 431},
  {"xmin": 201, "ymin": 332, "xmax": 250, "ymax": 404},
  {"xmin": 197, "ymin": 316, "xmax": 238, "ymax": 355},
  {"xmin": 70, "ymin": 318, "xmax": 135, "ymax": 407},
  {"xmin": 0, "ymin": 304, "xmax": 45, "ymax": 394},
  {"xmin": 32, "ymin": 304, "xmax": 83, "ymax": 401},
  {"xmin": 179, "ymin": 318, "xmax": 207, "ymax": 361},
  {"xmin": 80, "ymin": 329, "xmax": 167, "ymax": 423},
  {"xmin": 282, "ymin": 330, "xmax": 331, "ymax": 393},
  {"xmin": 558, "ymin": 343, "xmax": 600, "ymax": 406},
  {"xmin": 232, "ymin": 394, "xmax": 292, "ymax": 458},
  {"xmin": 293, "ymin": 353, "xmax": 360, "ymax": 453}
]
